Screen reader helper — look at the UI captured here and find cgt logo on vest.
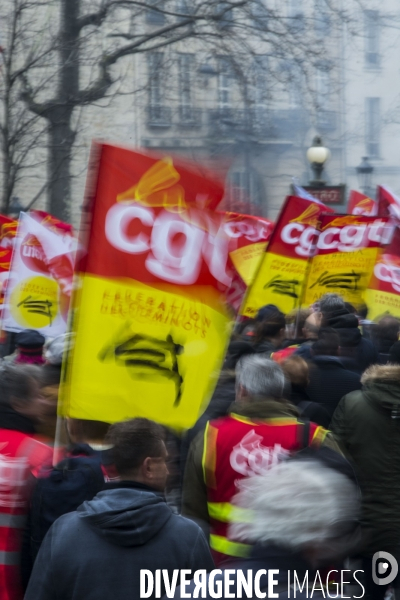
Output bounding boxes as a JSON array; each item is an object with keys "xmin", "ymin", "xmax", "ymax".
[{"xmin": 230, "ymin": 430, "xmax": 290, "ymax": 477}]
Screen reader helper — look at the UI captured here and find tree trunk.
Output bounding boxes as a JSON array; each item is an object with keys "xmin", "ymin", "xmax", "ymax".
[
  {"xmin": 48, "ymin": 114, "xmax": 74, "ymax": 221},
  {"xmin": 46, "ymin": 0, "xmax": 80, "ymax": 221}
]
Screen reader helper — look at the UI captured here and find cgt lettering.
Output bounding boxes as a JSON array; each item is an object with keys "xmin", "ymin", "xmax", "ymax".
[
  {"xmin": 223, "ymin": 220, "xmax": 270, "ymax": 243},
  {"xmin": 374, "ymin": 262, "xmax": 400, "ymax": 293},
  {"xmin": 105, "ymin": 204, "xmax": 231, "ymax": 287},
  {"xmin": 317, "ymin": 220, "xmax": 392, "ymax": 253},
  {"xmin": 280, "ymin": 223, "xmax": 318, "ymax": 257}
]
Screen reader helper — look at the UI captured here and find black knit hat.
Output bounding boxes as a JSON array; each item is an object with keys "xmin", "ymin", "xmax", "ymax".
[{"xmin": 15, "ymin": 329, "xmax": 45, "ymax": 350}]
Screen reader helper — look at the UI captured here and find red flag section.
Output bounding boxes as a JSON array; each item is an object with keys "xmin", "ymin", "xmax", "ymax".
[
  {"xmin": 348, "ymin": 190, "xmax": 377, "ymax": 216},
  {"xmin": 366, "ymin": 226, "xmax": 400, "ymax": 319},
  {"xmin": 377, "ymin": 185, "xmax": 400, "ymax": 220}
]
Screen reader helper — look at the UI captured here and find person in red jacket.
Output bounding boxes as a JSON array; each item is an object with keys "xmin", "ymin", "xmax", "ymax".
[
  {"xmin": 182, "ymin": 355, "xmax": 341, "ymax": 565},
  {"xmin": 0, "ymin": 364, "xmax": 53, "ymax": 600}
]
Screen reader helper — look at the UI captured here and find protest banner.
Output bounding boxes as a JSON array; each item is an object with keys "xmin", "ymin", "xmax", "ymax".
[
  {"xmin": 240, "ymin": 196, "xmax": 333, "ymax": 316},
  {"xmin": 365, "ymin": 227, "xmax": 400, "ymax": 320},
  {"xmin": 2, "ymin": 213, "xmax": 76, "ymax": 336},
  {"xmin": 377, "ymin": 185, "xmax": 400, "ymax": 219},
  {"xmin": 59, "ymin": 144, "xmax": 232, "ymax": 431},
  {"xmin": 303, "ymin": 215, "xmax": 392, "ymax": 307},
  {"xmin": 347, "ymin": 190, "xmax": 377, "ymax": 216},
  {"xmin": 0, "ymin": 215, "xmax": 18, "ymax": 304},
  {"xmin": 221, "ymin": 212, "xmax": 273, "ymax": 286}
]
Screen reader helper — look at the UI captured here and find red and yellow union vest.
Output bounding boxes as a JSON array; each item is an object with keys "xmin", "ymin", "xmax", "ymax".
[{"xmin": 202, "ymin": 413, "xmax": 327, "ymax": 564}]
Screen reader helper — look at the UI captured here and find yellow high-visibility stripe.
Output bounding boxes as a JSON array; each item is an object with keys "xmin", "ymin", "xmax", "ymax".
[
  {"xmin": 210, "ymin": 534, "xmax": 251, "ymax": 558},
  {"xmin": 207, "ymin": 502, "xmax": 253, "ymax": 523},
  {"xmin": 230, "ymin": 414, "xmax": 299, "ymax": 426},
  {"xmin": 311, "ymin": 425, "xmax": 328, "ymax": 446},
  {"xmin": 202, "ymin": 422, "xmax": 218, "ymax": 489}
]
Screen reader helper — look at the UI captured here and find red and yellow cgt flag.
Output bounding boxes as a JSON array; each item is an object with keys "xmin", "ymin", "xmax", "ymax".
[
  {"xmin": 59, "ymin": 144, "xmax": 232, "ymax": 430},
  {"xmin": 365, "ymin": 227, "xmax": 400, "ymax": 320},
  {"xmin": 303, "ymin": 214, "xmax": 392, "ymax": 307},
  {"xmin": 241, "ymin": 196, "xmax": 333, "ymax": 316}
]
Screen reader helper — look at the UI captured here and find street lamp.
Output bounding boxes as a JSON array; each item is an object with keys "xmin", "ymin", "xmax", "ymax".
[
  {"xmin": 356, "ymin": 156, "xmax": 373, "ymax": 196},
  {"xmin": 306, "ymin": 136, "xmax": 331, "ymax": 186}
]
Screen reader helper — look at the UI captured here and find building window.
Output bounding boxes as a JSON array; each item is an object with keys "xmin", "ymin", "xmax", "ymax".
[
  {"xmin": 253, "ymin": 55, "xmax": 268, "ymax": 116},
  {"xmin": 146, "ymin": 0, "xmax": 166, "ymax": 25},
  {"xmin": 288, "ymin": 0, "xmax": 304, "ymax": 32},
  {"xmin": 366, "ymin": 97, "xmax": 380, "ymax": 157},
  {"xmin": 218, "ymin": 57, "xmax": 233, "ymax": 113},
  {"xmin": 147, "ymin": 53, "xmax": 170, "ymax": 125},
  {"xmin": 316, "ymin": 67, "xmax": 330, "ymax": 108},
  {"xmin": 179, "ymin": 54, "xmax": 194, "ymax": 121},
  {"xmin": 314, "ymin": 0, "xmax": 330, "ymax": 36},
  {"xmin": 365, "ymin": 10, "xmax": 379, "ymax": 67},
  {"xmin": 228, "ymin": 169, "xmax": 263, "ymax": 211}
]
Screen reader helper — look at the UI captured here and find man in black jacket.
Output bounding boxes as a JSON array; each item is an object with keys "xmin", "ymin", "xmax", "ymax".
[
  {"xmin": 25, "ymin": 418, "xmax": 214, "ymax": 600},
  {"xmin": 320, "ymin": 293, "xmax": 378, "ymax": 373},
  {"xmin": 307, "ymin": 328, "xmax": 362, "ymax": 418}
]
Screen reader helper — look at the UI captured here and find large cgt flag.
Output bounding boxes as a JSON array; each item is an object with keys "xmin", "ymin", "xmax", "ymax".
[
  {"xmin": 303, "ymin": 214, "xmax": 392, "ymax": 307},
  {"xmin": 365, "ymin": 226, "xmax": 400, "ymax": 320},
  {"xmin": 59, "ymin": 144, "xmax": 232, "ymax": 431},
  {"xmin": 241, "ymin": 196, "xmax": 333, "ymax": 316}
]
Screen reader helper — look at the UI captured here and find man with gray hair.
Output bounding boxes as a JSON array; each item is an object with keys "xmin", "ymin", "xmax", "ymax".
[
  {"xmin": 174, "ymin": 453, "xmax": 360, "ymax": 600},
  {"xmin": 182, "ymin": 355, "xmax": 340, "ymax": 565}
]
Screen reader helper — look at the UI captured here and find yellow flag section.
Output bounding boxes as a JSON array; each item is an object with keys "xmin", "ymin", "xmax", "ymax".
[
  {"xmin": 230, "ymin": 241, "xmax": 269, "ymax": 287},
  {"xmin": 59, "ymin": 143, "xmax": 231, "ymax": 432},
  {"xmin": 61, "ymin": 276, "xmax": 229, "ymax": 430},
  {"xmin": 303, "ymin": 215, "xmax": 391, "ymax": 307},
  {"xmin": 365, "ymin": 227, "xmax": 400, "ymax": 320},
  {"xmin": 241, "ymin": 196, "xmax": 333, "ymax": 317}
]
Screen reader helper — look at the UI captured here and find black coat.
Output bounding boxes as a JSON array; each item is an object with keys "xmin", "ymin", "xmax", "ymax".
[
  {"xmin": 326, "ymin": 310, "xmax": 379, "ymax": 373},
  {"xmin": 25, "ymin": 482, "xmax": 214, "ymax": 600},
  {"xmin": 289, "ymin": 385, "xmax": 331, "ymax": 429},
  {"xmin": 307, "ymin": 356, "xmax": 362, "ymax": 418}
]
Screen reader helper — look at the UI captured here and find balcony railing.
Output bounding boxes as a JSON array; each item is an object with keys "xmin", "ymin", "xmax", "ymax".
[
  {"xmin": 207, "ymin": 108, "xmax": 312, "ymax": 140},
  {"xmin": 147, "ymin": 105, "xmax": 172, "ymax": 128},
  {"xmin": 178, "ymin": 107, "xmax": 202, "ymax": 128}
]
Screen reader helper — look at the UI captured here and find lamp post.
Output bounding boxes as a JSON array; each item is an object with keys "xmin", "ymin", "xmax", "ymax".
[
  {"xmin": 356, "ymin": 156, "xmax": 373, "ymax": 196},
  {"xmin": 306, "ymin": 136, "xmax": 331, "ymax": 186}
]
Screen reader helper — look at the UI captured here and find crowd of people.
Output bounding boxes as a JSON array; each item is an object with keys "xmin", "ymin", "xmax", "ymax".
[{"xmin": 0, "ymin": 293, "xmax": 400, "ymax": 600}]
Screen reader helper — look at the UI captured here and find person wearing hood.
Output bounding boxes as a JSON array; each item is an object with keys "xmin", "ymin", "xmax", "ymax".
[
  {"xmin": 182, "ymin": 355, "xmax": 341, "ymax": 565},
  {"xmin": 319, "ymin": 293, "xmax": 378, "ymax": 373},
  {"xmin": 25, "ymin": 418, "xmax": 214, "ymax": 600},
  {"xmin": 331, "ymin": 364, "xmax": 400, "ymax": 600}
]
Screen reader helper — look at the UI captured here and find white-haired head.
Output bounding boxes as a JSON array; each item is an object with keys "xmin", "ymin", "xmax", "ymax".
[
  {"xmin": 235, "ymin": 355, "xmax": 286, "ymax": 400},
  {"xmin": 229, "ymin": 459, "xmax": 359, "ymax": 552}
]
